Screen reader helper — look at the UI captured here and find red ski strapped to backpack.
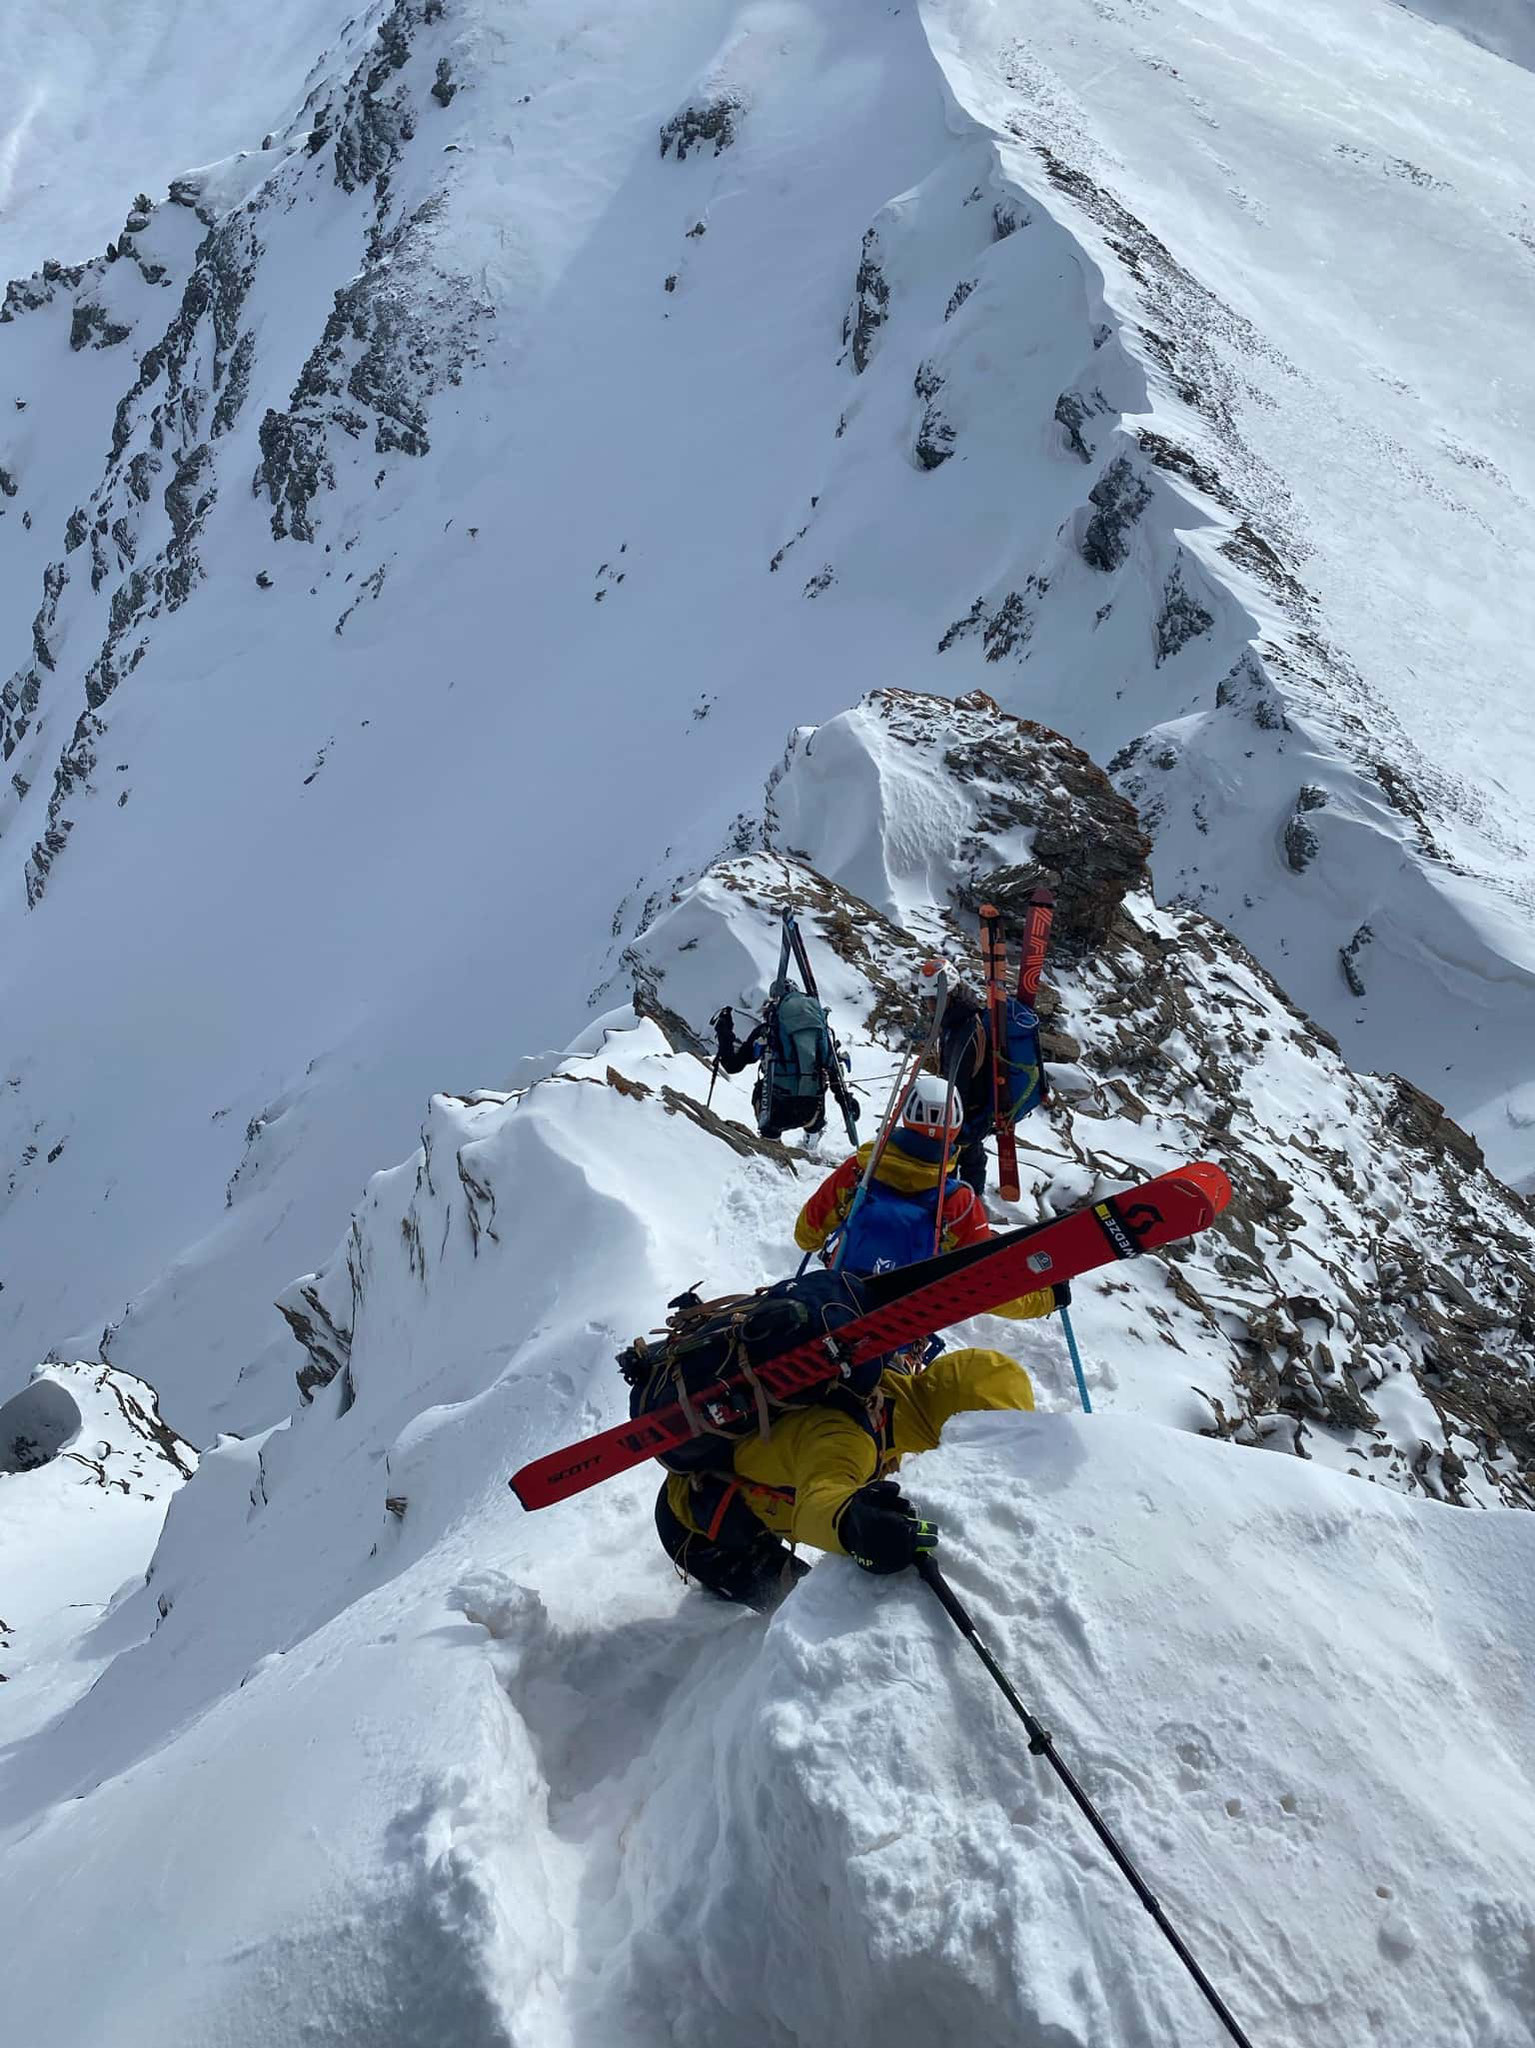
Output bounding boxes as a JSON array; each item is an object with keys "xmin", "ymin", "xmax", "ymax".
[{"xmin": 509, "ymin": 1159, "xmax": 1231, "ymax": 1511}]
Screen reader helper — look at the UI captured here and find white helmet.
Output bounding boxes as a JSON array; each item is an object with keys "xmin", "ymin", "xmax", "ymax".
[
  {"xmin": 901, "ymin": 1072, "xmax": 962, "ymax": 1138},
  {"xmin": 916, "ymin": 956, "xmax": 968, "ymax": 1005}
]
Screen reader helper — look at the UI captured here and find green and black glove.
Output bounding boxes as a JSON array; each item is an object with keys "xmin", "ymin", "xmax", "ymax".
[{"xmin": 839, "ymin": 1480, "xmax": 939, "ymax": 1575}]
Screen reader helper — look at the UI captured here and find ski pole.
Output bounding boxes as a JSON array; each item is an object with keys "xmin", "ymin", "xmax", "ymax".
[
  {"xmin": 1060, "ymin": 1302, "xmax": 1092, "ymax": 1414},
  {"xmin": 916, "ymin": 1557, "xmax": 1256, "ymax": 2048},
  {"xmin": 930, "ymin": 1038, "xmax": 965, "ymax": 1256}
]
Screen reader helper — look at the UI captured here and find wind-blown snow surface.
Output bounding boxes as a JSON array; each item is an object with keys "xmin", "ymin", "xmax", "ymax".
[{"xmin": 4, "ymin": 0, "xmax": 1535, "ymax": 1454}]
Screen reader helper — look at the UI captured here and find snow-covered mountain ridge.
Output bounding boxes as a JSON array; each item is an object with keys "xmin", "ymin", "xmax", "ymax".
[
  {"xmin": 6, "ymin": 686, "xmax": 1533, "ymax": 2047},
  {"xmin": 2, "ymin": 5, "xmax": 1535, "ymax": 2040}
]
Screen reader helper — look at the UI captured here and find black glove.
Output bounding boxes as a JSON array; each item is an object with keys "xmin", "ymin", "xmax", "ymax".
[
  {"xmin": 712, "ymin": 1006, "xmax": 736, "ymax": 1053},
  {"xmin": 1052, "ymin": 1280, "xmax": 1072, "ymax": 1311},
  {"xmin": 838, "ymin": 1480, "xmax": 939, "ymax": 1575}
]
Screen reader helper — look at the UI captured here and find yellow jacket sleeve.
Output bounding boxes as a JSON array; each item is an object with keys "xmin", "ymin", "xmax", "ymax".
[
  {"xmin": 731, "ymin": 1348, "xmax": 1034, "ymax": 1556},
  {"xmin": 990, "ymin": 1285, "xmax": 1058, "ymax": 1322},
  {"xmin": 885, "ymin": 1347, "xmax": 1034, "ymax": 1457},
  {"xmin": 733, "ymin": 1404, "xmax": 881, "ymax": 1554}
]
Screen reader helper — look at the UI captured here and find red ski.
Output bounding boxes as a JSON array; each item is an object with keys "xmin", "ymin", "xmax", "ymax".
[
  {"xmin": 509, "ymin": 1160, "xmax": 1231, "ymax": 1511},
  {"xmin": 979, "ymin": 904, "xmax": 1021, "ymax": 1201},
  {"xmin": 1019, "ymin": 884, "xmax": 1055, "ymax": 1007},
  {"xmin": 1018, "ymin": 883, "xmax": 1055, "ymax": 1114}
]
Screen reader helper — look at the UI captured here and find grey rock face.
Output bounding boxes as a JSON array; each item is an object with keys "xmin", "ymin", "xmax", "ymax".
[
  {"xmin": 659, "ymin": 97, "xmax": 740, "ymax": 160},
  {"xmin": 915, "ymin": 401, "xmax": 956, "ymax": 469},
  {"xmin": 843, "ymin": 227, "xmax": 890, "ymax": 374},
  {"xmin": 1081, "ymin": 455, "xmax": 1154, "ymax": 571},
  {"xmin": 1216, "ymin": 649, "xmax": 1289, "ymax": 731},
  {"xmin": 1054, "ymin": 389, "xmax": 1109, "ymax": 463},
  {"xmin": 69, "ymin": 304, "xmax": 132, "ymax": 352},
  {"xmin": 1153, "ymin": 560, "xmax": 1215, "ymax": 665},
  {"xmin": 937, "ymin": 587, "xmax": 1043, "ymax": 662},
  {"xmin": 255, "ymin": 200, "xmax": 488, "ymax": 540},
  {"xmin": 1284, "ymin": 815, "xmax": 1321, "ymax": 872},
  {"xmin": 1340, "ymin": 922, "xmax": 1373, "ymax": 996}
]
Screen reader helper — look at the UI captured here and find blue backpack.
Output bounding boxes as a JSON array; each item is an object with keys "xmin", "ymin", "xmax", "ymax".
[
  {"xmin": 838, "ymin": 1176, "xmax": 958, "ymax": 1276},
  {"xmin": 998, "ymin": 998, "xmax": 1046, "ymax": 1124}
]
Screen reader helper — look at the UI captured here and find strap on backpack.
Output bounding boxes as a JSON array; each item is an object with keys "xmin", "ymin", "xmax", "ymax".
[{"xmin": 660, "ymin": 1294, "xmax": 777, "ymax": 1445}]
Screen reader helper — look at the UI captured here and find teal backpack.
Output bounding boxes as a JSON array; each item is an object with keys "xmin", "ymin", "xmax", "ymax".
[{"xmin": 766, "ymin": 986, "xmax": 832, "ymax": 1105}]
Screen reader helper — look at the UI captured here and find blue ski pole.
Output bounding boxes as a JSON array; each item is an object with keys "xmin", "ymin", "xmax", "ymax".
[{"xmin": 1060, "ymin": 1302, "xmax": 1092, "ymax": 1413}]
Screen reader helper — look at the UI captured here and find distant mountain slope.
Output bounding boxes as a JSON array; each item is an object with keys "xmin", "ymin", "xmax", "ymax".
[
  {"xmin": 1396, "ymin": 0, "xmax": 1535, "ymax": 69},
  {"xmin": 0, "ymin": 0, "xmax": 361, "ymax": 281},
  {"xmin": 916, "ymin": 0, "xmax": 1535, "ymax": 1186}
]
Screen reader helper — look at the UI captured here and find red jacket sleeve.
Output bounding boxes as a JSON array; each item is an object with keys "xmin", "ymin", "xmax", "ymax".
[
  {"xmin": 795, "ymin": 1153, "xmax": 863, "ymax": 1252},
  {"xmin": 940, "ymin": 1182, "xmax": 991, "ymax": 1252}
]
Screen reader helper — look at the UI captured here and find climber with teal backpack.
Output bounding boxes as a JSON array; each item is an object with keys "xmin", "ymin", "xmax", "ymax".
[{"xmin": 711, "ymin": 909, "xmax": 859, "ymax": 1145}]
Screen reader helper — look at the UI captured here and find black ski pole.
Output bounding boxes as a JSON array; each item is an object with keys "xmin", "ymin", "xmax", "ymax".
[
  {"xmin": 916, "ymin": 1556, "xmax": 1256, "ymax": 2048},
  {"xmin": 706, "ymin": 1008, "xmax": 729, "ymax": 1111}
]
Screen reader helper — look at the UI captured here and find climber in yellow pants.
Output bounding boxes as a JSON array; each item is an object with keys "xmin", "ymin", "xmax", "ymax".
[{"xmin": 654, "ymin": 1344, "xmax": 1035, "ymax": 1611}]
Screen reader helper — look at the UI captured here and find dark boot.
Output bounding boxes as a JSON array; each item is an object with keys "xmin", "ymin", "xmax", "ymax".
[
  {"xmin": 655, "ymin": 1483, "xmax": 810, "ymax": 1613},
  {"xmin": 956, "ymin": 1134, "xmax": 988, "ymax": 1196}
]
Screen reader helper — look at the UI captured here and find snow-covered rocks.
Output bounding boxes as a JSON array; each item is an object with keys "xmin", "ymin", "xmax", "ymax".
[
  {"xmin": 5, "ymin": 0, "xmax": 1535, "ymax": 1452},
  {"xmin": 0, "ymin": 1360, "xmax": 194, "ymax": 1745}
]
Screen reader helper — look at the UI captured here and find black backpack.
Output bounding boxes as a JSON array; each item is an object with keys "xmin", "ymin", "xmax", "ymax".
[{"xmin": 617, "ymin": 1268, "xmax": 883, "ymax": 1475}]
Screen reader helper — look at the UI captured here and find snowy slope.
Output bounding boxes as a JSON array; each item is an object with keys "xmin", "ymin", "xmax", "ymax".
[
  {"xmin": 6, "ymin": 721, "xmax": 1534, "ymax": 2041},
  {"xmin": 0, "ymin": 0, "xmax": 1024, "ymax": 1434}
]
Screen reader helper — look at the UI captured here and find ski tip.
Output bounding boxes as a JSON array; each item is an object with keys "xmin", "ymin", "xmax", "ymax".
[{"xmin": 1169, "ymin": 1160, "xmax": 1234, "ymax": 1223}]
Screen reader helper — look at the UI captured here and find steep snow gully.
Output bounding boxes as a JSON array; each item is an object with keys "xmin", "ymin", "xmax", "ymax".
[{"xmin": 2, "ymin": 2, "xmax": 1535, "ymax": 2045}]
